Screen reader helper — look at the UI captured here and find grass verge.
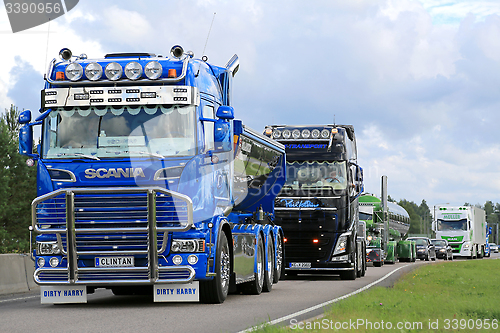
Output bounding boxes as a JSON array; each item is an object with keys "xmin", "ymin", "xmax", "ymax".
[{"xmin": 253, "ymin": 259, "xmax": 500, "ymax": 332}]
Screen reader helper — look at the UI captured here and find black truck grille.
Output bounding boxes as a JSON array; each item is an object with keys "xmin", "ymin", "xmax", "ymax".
[{"xmin": 276, "ymin": 210, "xmax": 338, "ymax": 261}]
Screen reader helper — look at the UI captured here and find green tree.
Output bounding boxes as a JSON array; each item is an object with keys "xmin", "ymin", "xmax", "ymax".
[
  {"xmin": 398, "ymin": 199, "xmax": 422, "ymax": 235},
  {"xmin": 0, "ymin": 105, "xmax": 37, "ymax": 253}
]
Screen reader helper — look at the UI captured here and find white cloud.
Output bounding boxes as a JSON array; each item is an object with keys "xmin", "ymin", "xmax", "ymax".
[{"xmin": 1, "ymin": 0, "xmax": 500, "ymax": 207}]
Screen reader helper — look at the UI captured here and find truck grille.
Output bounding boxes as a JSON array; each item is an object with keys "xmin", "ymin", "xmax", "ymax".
[
  {"xmin": 276, "ymin": 211, "xmax": 338, "ymax": 261},
  {"xmin": 33, "ymin": 187, "xmax": 192, "ymax": 255}
]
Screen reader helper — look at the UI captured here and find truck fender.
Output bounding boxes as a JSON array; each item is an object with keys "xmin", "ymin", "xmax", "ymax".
[{"xmin": 208, "ymin": 215, "xmax": 233, "ymax": 276}]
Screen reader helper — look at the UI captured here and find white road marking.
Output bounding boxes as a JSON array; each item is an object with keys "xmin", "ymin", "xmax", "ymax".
[{"xmin": 238, "ymin": 264, "xmax": 411, "ymax": 333}]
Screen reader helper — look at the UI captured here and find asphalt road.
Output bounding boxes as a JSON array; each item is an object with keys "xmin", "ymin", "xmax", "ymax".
[{"xmin": 1, "ymin": 254, "xmax": 498, "ymax": 333}]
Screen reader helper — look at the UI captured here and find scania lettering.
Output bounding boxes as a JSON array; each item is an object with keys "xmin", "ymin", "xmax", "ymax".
[
  {"xmin": 84, "ymin": 167, "xmax": 145, "ymax": 179},
  {"xmin": 19, "ymin": 46, "xmax": 286, "ymax": 304},
  {"xmin": 264, "ymin": 125, "xmax": 365, "ymax": 280},
  {"xmin": 433, "ymin": 205, "xmax": 486, "ymax": 259}
]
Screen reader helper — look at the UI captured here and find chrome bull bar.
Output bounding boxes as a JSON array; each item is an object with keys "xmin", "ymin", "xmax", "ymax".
[{"xmin": 31, "ymin": 187, "xmax": 194, "ymax": 285}]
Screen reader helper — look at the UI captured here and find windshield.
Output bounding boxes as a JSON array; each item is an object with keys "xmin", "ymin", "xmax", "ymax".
[
  {"xmin": 409, "ymin": 238, "xmax": 427, "ymax": 246},
  {"xmin": 437, "ymin": 219, "xmax": 467, "ymax": 231},
  {"xmin": 431, "ymin": 240, "xmax": 446, "ymax": 246},
  {"xmin": 42, "ymin": 105, "xmax": 196, "ymax": 159},
  {"xmin": 285, "ymin": 161, "xmax": 347, "ymax": 191}
]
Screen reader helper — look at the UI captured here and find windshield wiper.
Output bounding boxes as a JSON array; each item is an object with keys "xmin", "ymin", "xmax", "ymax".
[
  {"xmin": 57, "ymin": 152, "xmax": 100, "ymax": 160},
  {"xmin": 107, "ymin": 150, "xmax": 165, "ymax": 159}
]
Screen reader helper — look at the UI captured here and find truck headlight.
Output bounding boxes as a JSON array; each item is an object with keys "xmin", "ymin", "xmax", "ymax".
[
  {"xmin": 463, "ymin": 243, "xmax": 470, "ymax": 249},
  {"xmin": 37, "ymin": 242, "xmax": 61, "ymax": 255},
  {"xmin": 105, "ymin": 62, "xmax": 123, "ymax": 80},
  {"xmin": 171, "ymin": 239, "xmax": 205, "ymax": 253},
  {"xmin": 333, "ymin": 232, "xmax": 350, "ymax": 255},
  {"xmin": 124, "ymin": 61, "xmax": 143, "ymax": 80},
  {"xmin": 144, "ymin": 61, "xmax": 162, "ymax": 79},
  {"xmin": 85, "ymin": 62, "xmax": 103, "ymax": 81},
  {"xmin": 65, "ymin": 63, "xmax": 83, "ymax": 81}
]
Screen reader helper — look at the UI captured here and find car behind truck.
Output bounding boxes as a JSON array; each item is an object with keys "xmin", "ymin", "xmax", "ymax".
[{"xmin": 18, "ymin": 46, "xmax": 286, "ymax": 304}]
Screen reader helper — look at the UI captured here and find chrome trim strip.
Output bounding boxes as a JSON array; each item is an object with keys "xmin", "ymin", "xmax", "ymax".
[
  {"xmin": 66, "ymin": 191, "xmax": 77, "ymax": 283},
  {"xmin": 47, "ymin": 168, "xmax": 76, "ymax": 182},
  {"xmin": 148, "ymin": 189, "xmax": 158, "ymax": 282},
  {"xmin": 34, "ymin": 266, "xmax": 196, "ymax": 285}
]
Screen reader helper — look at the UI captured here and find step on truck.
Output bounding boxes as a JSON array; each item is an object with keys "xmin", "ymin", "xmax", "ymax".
[
  {"xmin": 434, "ymin": 205, "xmax": 487, "ymax": 259},
  {"xmin": 18, "ymin": 46, "xmax": 286, "ymax": 304},
  {"xmin": 264, "ymin": 125, "xmax": 364, "ymax": 280}
]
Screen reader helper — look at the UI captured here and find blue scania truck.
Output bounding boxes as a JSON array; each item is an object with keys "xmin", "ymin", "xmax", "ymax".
[
  {"xmin": 264, "ymin": 125, "xmax": 365, "ymax": 280},
  {"xmin": 18, "ymin": 45, "xmax": 286, "ymax": 304}
]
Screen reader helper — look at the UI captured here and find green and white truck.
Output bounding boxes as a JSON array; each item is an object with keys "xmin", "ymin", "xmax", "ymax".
[{"xmin": 434, "ymin": 205, "xmax": 487, "ymax": 259}]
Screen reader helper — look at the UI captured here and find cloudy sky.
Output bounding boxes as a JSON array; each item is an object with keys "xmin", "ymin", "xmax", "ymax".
[{"xmin": 1, "ymin": 0, "xmax": 500, "ymax": 209}]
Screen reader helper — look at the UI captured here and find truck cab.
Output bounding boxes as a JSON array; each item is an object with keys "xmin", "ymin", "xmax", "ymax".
[{"xmin": 19, "ymin": 46, "xmax": 286, "ymax": 304}]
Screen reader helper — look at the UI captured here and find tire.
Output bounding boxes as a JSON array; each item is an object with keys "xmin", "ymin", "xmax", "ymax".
[
  {"xmin": 242, "ymin": 235, "xmax": 265, "ymax": 295},
  {"xmin": 262, "ymin": 234, "xmax": 274, "ymax": 292},
  {"xmin": 425, "ymin": 254, "xmax": 429, "ymax": 261},
  {"xmin": 200, "ymin": 231, "xmax": 231, "ymax": 304},
  {"xmin": 273, "ymin": 232, "xmax": 284, "ymax": 283}
]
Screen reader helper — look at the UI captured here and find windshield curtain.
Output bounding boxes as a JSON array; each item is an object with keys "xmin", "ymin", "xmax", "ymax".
[
  {"xmin": 359, "ymin": 212, "xmax": 373, "ymax": 221},
  {"xmin": 42, "ymin": 105, "xmax": 196, "ymax": 159},
  {"xmin": 285, "ymin": 161, "xmax": 347, "ymax": 191},
  {"xmin": 437, "ymin": 219, "xmax": 467, "ymax": 231}
]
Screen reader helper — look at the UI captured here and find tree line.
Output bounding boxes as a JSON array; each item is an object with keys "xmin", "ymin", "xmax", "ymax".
[{"xmin": 0, "ymin": 105, "xmax": 36, "ymax": 253}]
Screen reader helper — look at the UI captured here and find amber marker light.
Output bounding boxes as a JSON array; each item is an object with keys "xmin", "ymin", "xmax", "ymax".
[
  {"xmin": 284, "ymin": 238, "xmax": 288, "ymax": 243},
  {"xmin": 55, "ymin": 72, "xmax": 64, "ymax": 80},
  {"xmin": 168, "ymin": 69, "xmax": 177, "ymax": 78}
]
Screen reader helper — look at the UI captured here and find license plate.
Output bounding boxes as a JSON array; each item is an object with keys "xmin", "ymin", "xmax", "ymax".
[
  {"xmin": 154, "ymin": 281, "xmax": 200, "ymax": 302},
  {"xmin": 289, "ymin": 262, "xmax": 311, "ymax": 269},
  {"xmin": 41, "ymin": 286, "xmax": 87, "ymax": 304},
  {"xmin": 95, "ymin": 256, "xmax": 134, "ymax": 267}
]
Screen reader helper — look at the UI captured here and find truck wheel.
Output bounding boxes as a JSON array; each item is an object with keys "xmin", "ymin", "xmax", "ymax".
[
  {"xmin": 242, "ymin": 234, "xmax": 265, "ymax": 295},
  {"xmin": 273, "ymin": 233, "xmax": 284, "ymax": 283},
  {"xmin": 262, "ymin": 234, "xmax": 274, "ymax": 292},
  {"xmin": 200, "ymin": 232, "xmax": 230, "ymax": 304}
]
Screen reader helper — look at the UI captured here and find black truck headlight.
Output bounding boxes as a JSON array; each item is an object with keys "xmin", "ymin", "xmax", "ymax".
[
  {"xmin": 171, "ymin": 239, "xmax": 205, "ymax": 253},
  {"xmin": 333, "ymin": 232, "xmax": 351, "ymax": 255}
]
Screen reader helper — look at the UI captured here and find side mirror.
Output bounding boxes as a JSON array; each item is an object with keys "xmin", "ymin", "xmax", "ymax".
[
  {"xmin": 355, "ymin": 166, "xmax": 363, "ymax": 182},
  {"xmin": 214, "ymin": 119, "xmax": 231, "ymax": 152},
  {"xmin": 19, "ymin": 124, "xmax": 33, "ymax": 156},
  {"xmin": 216, "ymin": 106, "xmax": 234, "ymax": 120},
  {"xmin": 19, "ymin": 110, "xmax": 31, "ymax": 124}
]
